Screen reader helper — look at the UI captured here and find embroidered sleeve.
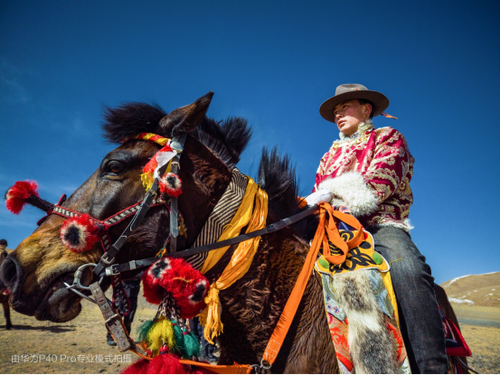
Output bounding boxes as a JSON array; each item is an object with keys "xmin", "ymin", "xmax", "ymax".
[{"xmin": 364, "ymin": 129, "xmax": 412, "ymax": 203}]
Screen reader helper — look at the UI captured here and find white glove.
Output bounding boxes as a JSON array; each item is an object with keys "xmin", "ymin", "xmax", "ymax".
[{"xmin": 304, "ymin": 189, "xmax": 333, "ymax": 206}]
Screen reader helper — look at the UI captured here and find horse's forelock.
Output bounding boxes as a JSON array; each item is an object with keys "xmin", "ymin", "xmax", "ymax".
[{"xmin": 102, "ymin": 102, "xmax": 167, "ymax": 144}]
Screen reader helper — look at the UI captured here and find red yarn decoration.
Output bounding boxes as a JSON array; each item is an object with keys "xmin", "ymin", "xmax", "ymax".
[
  {"xmin": 142, "ymin": 258, "xmax": 209, "ymax": 318},
  {"xmin": 5, "ymin": 180, "xmax": 39, "ymax": 214},
  {"xmin": 142, "ymin": 258, "xmax": 173, "ymax": 305},
  {"xmin": 159, "ymin": 258, "xmax": 209, "ymax": 319},
  {"xmin": 159, "ymin": 173, "xmax": 183, "ymax": 197},
  {"xmin": 60, "ymin": 214, "xmax": 100, "ymax": 253}
]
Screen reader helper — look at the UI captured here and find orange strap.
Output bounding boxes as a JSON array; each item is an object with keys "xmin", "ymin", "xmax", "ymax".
[
  {"xmin": 262, "ymin": 203, "xmax": 363, "ymax": 365},
  {"xmin": 179, "ymin": 359, "xmax": 253, "ymax": 374}
]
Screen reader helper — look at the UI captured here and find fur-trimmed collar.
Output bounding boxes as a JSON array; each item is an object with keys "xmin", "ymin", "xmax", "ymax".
[{"xmin": 337, "ymin": 120, "xmax": 374, "ymax": 143}]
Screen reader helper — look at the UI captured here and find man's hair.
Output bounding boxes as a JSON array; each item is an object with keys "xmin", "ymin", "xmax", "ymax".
[
  {"xmin": 0, "ymin": 239, "xmax": 7, "ymax": 246},
  {"xmin": 358, "ymin": 99, "xmax": 374, "ymax": 119}
]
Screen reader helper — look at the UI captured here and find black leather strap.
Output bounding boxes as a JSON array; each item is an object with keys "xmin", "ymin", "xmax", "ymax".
[{"xmin": 107, "ymin": 205, "xmax": 319, "ymax": 273}]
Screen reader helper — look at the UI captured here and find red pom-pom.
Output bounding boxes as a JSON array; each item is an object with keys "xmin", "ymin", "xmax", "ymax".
[
  {"xmin": 120, "ymin": 358, "xmax": 150, "ymax": 374},
  {"xmin": 142, "ymin": 258, "xmax": 208, "ymax": 317},
  {"xmin": 147, "ymin": 353, "xmax": 188, "ymax": 374},
  {"xmin": 60, "ymin": 214, "xmax": 100, "ymax": 253},
  {"xmin": 142, "ymin": 258, "xmax": 172, "ymax": 304},
  {"xmin": 5, "ymin": 180, "xmax": 39, "ymax": 214},
  {"xmin": 159, "ymin": 258, "xmax": 209, "ymax": 319},
  {"xmin": 159, "ymin": 173, "xmax": 183, "ymax": 197}
]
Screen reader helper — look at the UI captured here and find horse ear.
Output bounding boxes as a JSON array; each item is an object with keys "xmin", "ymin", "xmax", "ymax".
[{"xmin": 159, "ymin": 91, "xmax": 214, "ymax": 137}]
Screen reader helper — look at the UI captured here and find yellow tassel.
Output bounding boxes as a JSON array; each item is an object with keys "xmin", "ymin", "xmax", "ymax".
[
  {"xmin": 141, "ymin": 172, "xmax": 154, "ymax": 191},
  {"xmin": 199, "ymin": 284, "xmax": 223, "ymax": 345},
  {"xmin": 146, "ymin": 318, "xmax": 175, "ymax": 356}
]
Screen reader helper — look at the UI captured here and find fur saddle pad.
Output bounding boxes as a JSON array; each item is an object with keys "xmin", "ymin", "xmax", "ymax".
[{"xmin": 314, "ymin": 226, "xmax": 411, "ymax": 374}]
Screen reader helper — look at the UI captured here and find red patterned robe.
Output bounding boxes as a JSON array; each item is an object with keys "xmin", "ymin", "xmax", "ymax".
[{"xmin": 313, "ymin": 121, "xmax": 415, "ymax": 231}]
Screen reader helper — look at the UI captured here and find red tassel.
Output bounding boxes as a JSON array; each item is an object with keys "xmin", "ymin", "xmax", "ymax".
[
  {"xmin": 147, "ymin": 353, "xmax": 188, "ymax": 374},
  {"xmin": 60, "ymin": 214, "xmax": 100, "ymax": 253},
  {"xmin": 160, "ymin": 173, "xmax": 183, "ymax": 197},
  {"xmin": 120, "ymin": 358, "xmax": 150, "ymax": 374},
  {"xmin": 5, "ymin": 180, "xmax": 39, "ymax": 214}
]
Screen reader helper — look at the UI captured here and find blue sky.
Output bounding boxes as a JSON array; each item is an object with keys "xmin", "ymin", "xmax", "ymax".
[{"xmin": 0, "ymin": 0, "xmax": 499, "ymax": 284}]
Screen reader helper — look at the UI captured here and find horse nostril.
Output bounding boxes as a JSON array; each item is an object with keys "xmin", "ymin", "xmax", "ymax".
[{"xmin": 0, "ymin": 256, "xmax": 21, "ymax": 291}]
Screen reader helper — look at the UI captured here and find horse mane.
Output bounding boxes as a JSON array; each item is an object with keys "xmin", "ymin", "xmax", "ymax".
[
  {"xmin": 258, "ymin": 147, "xmax": 317, "ymax": 240},
  {"xmin": 102, "ymin": 102, "xmax": 251, "ymax": 168}
]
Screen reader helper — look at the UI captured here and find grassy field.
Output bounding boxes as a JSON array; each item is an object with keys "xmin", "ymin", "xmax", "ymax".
[{"xmin": 452, "ymin": 303, "xmax": 500, "ymax": 374}]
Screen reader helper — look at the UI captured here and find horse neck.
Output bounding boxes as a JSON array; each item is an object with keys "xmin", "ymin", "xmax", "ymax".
[
  {"xmin": 175, "ymin": 136, "xmax": 234, "ymax": 250},
  {"xmin": 205, "ymin": 219, "xmax": 312, "ymax": 365}
]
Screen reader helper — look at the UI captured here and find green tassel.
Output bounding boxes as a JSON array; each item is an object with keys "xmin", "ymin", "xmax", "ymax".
[
  {"xmin": 183, "ymin": 331, "xmax": 201, "ymax": 358},
  {"xmin": 137, "ymin": 320, "xmax": 155, "ymax": 343},
  {"xmin": 172, "ymin": 324, "xmax": 188, "ymax": 358}
]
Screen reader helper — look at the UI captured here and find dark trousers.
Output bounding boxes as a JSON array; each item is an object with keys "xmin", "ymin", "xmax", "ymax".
[{"xmin": 366, "ymin": 225, "xmax": 448, "ymax": 373}]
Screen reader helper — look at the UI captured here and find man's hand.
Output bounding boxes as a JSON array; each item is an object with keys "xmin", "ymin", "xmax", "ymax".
[{"xmin": 305, "ymin": 190, "xmax": 333, "ymax": 206}]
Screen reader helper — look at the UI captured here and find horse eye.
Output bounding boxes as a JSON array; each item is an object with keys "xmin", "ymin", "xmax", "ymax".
[{"xmin": 104, "ymin": 160, "xmax": 126, "ymax": 176}]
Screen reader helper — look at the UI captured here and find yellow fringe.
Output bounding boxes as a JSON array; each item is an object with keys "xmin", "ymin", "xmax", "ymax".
[
  {"xmin": 141, "ymin": 172, "xmax": 155, "ymax": 191},
  {"xmin": 199, "ymin": 285, "xmax": 223, "ymax": 344},
  {"xmin": 146, "ymin": 318, "xmax": 175, "ymax": 356},
  {"xmin": 199, "ymin": 177, "xmax": 268, "ymax": 344}
]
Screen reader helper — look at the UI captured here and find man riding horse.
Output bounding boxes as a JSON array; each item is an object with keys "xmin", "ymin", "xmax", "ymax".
[{"xmin": 307, "ymin": 84, "xmax": 448, "ymax": 373}]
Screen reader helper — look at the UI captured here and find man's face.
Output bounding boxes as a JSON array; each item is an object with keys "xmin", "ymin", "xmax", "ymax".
[{"xmin": 333, "ymin": 99, "xmax": 370, "ymax": 136}]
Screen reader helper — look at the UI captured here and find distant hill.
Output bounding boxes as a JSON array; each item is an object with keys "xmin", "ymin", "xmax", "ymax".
[{"xmin": 441, "ymin": 271, "xmax": 500, "ymax": 307}]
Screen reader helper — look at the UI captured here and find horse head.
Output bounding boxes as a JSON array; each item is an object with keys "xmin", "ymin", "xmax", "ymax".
[{"xmin": 0, "ymin": 92, "xmax": 251, "ymax": 323}]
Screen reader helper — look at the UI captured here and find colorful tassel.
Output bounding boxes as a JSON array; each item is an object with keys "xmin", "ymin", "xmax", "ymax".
[
  {"xmin": 137, "ymin": 319, "xmax": 156, "ymax": 343},
  {"xmin": 141, "ymin": 143, "xmax": 177, "ymax": 191},
  {"xmin": 60, "ymin": 214, "xmax": 100, "ymax": 252},
  {"xmin": 5, "ymin": 180, "xmax": 39, "ymax": 214},
  {"xmin": 146, "ymin": 318, "xmax": 176, "ymax": 356}
]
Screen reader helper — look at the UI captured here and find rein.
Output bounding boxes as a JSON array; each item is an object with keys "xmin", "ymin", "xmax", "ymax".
[{"xmin": 107, "ymin": 204, "xmax": 319, "ymax": 274}]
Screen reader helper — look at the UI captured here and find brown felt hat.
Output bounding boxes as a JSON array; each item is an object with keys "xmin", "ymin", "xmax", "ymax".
[{"xmin": 319, "ymin": 83, "xmax": 389, "ymax": 123}]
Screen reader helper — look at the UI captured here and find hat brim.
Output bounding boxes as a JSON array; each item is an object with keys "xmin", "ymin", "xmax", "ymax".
[{"xmin": 319, "ymin": 90, "xmax": 389, "ymax": 123}]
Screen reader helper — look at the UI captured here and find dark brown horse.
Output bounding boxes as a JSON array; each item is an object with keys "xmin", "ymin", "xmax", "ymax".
[{"xmin": 0, "ymin": 93, "xmax": 464, "ymax": 373}]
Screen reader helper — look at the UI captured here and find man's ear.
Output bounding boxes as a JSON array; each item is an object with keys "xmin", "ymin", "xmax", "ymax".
[
  {"xmin": 363, "ymin": 102, "xmax": 372, "ymax": 119},
  {"xmin": 159, "ymin": 91, "xmax": 214, "ymax": 137}
]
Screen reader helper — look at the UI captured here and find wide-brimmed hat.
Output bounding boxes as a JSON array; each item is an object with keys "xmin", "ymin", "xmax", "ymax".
[{"xmin": 319, "ymin": 83, "xmax": 389, "ymax": 123}]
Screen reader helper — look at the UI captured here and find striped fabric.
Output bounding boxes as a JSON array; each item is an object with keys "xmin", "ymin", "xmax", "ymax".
[
  {"xmin": 185, "ymin": 168, "xmax": 248, "ymax": 270},
  {"xmin": 125, "ymin": 132, "xmax": 171, "ymax": 146}
]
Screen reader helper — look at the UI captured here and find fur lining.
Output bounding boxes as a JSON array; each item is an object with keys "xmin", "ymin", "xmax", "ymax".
[
  {"xmin": 378, "ymin": 219, "xmax": 414, "ymax": 232},
  {"xmin": 318, "ymin": 172, "xmax": 378, "ymax": 217},
  {"xmin": 333, "ymin": 271, "xmax": 398, "ymax": 374}
]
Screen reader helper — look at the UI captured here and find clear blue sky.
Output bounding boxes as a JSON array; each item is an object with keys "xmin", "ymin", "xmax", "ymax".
[{"xmin": 1, "ymin": 0, "xmax": 499, "ymax": 284}]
